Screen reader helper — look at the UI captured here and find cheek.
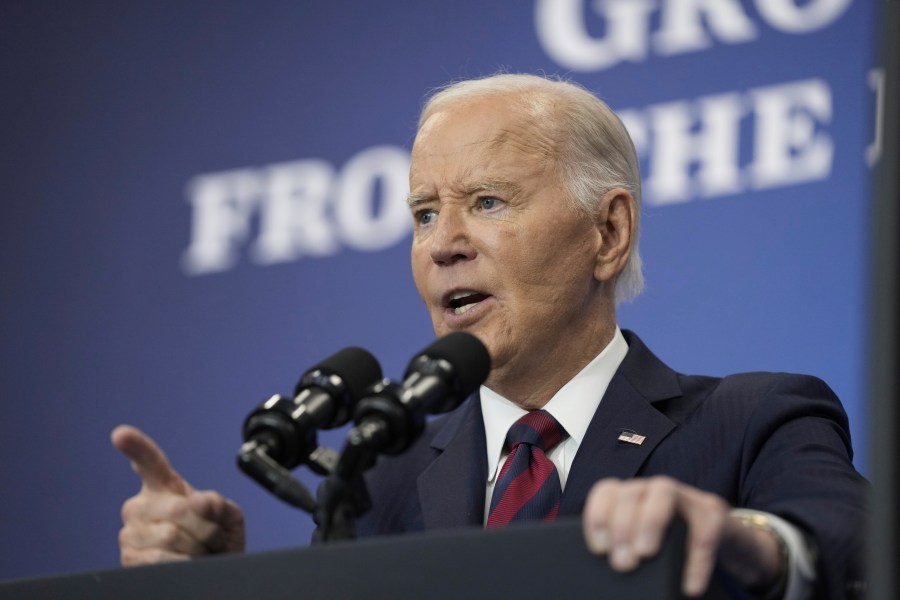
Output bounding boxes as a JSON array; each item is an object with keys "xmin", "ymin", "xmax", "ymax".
[
  {"xmin": 504, "ymin": 234, "xmax": 597, "ymax": 303},
  {"xmin": 496, "ymin": 230, "xmax": 566, "ymax": 284}
]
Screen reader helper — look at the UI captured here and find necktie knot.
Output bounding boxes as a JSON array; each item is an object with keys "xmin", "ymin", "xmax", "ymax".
[{"xmin": 505, "ymin": 409, "xmax": 566, "ymax": 453}]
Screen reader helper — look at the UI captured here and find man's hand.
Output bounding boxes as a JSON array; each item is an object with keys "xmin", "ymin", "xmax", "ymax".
[
  {"xmin": 582, "ymin": 476, "xmax": 784, "ymax": 597},
  {"xmin": 111, "ymin": 425, "xmax": 246, "ymax": 566}
]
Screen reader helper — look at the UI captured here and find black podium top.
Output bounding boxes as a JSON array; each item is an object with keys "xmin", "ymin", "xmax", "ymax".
[{"xmin": 2, "ymin": 518, "xmax": 739, "ymax": 599}]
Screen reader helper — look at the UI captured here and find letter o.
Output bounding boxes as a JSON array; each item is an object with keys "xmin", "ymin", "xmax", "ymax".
[
  {"xmin": 334, "ymin": 145, "xmax": 412, "ymax": 252},
  {"xmin": 756, "ymin": 0, "xmax": 852, "ymax": 33}
]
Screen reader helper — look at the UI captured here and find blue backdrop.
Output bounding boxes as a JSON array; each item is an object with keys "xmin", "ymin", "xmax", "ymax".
[{"xmin": 0, "ymin": 0, "xmax": 880, "ymax": 580}]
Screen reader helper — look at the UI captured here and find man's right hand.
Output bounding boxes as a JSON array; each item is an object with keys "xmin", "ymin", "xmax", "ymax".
[{"xmin": 111, "ymin": 425, "xmax": 246, "ymax": 566}]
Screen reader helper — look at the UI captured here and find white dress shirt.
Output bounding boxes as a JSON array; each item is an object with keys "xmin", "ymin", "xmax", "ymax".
[
  {"xmin": 481, "ymin": 327, "xmax": 628, "ymax": 511},
  {"xmin": 479, "ymin": 327, "xmax": 814, "ymax": 599}
]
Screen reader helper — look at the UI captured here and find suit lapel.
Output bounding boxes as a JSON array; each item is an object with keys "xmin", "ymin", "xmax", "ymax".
[
  {"xmin": 560, "ymin": 331, "xmax": 682, "ymax": 515},
  {"xmin": 417, "ymin": 394, "xmax": 488, "ymax": 530}
]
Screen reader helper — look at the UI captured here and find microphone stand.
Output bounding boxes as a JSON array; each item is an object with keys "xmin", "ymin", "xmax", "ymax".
[
  {"xmin": 245, "ymin": 333, "xmax": 489, "ymax": 543},
  {"xmin": 313, "ymin": 386, "xmax": 399, "ymax": 543},
  {"xmin": 312, "ymin": 439, "xmax": 375, "ymax": 543}
]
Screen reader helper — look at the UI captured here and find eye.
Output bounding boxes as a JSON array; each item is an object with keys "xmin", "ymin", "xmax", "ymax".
[
  {"xmin": 415, "ymin": 209, "xmax": 437, "ymax": 226},
  {"xmin": 478, "ymin": 196, "xmax": 502, "ymax": 211}
]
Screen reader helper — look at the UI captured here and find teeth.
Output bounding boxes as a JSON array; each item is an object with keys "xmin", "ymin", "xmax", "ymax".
[
  {"xmin": 450, "ymin": 291, "xmax": 476, "ymax": 301},
  {"xmin": 446, "ymin": 290, "xmax": 487, "ymax": 315},
  {"xmin": 454, "ymin": 303, "xmax": 477, "ymax": 315}
]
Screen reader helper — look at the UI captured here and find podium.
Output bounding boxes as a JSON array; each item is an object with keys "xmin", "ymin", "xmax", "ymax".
[{"xmin": 1, "ymin": 518, "xmax": 738, "ymax": 599}]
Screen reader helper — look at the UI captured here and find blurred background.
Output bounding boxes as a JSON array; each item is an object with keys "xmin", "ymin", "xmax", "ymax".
[{"xmin": 0, "ymin": 0, "xmax": 881, "ymax": 580}]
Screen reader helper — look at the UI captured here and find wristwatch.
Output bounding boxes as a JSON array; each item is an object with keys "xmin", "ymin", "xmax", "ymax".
[{"xmin": 732, "ymin": 511, "xmax": 790, "ymax": 600}]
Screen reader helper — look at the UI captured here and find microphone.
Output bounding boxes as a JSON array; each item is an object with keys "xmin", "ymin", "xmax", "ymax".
[
  {"xmin": 347, "ymin": 332, "xmax": 491, "ymax": 459},
  {"xmin": 315, "ymin": 333, "xmax": 490, "ymax": 537},
  {"xmin": 241, "ymin": 347, "xmax": 383, "ymax": 470}
]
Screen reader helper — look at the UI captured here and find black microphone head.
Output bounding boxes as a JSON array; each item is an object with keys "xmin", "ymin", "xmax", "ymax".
[
  {"xmin": 302, "ymin": 347, "xmax": 383, "ymax": 399},
  {"xmin": 405, "ymin": 332, "xmax": 491, "ymax": 409},
  {"xmin": 293, "ymin": 347, "xmax": 383, "ymax": 428},
  {"xmin": 349, "ymin": 334, "xmax": 489, "ymax": 457}
]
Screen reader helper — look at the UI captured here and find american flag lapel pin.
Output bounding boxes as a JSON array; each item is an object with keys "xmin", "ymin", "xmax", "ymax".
[{"xmin": 617, "ymin": 429, "xmax": 646, "ymax": 445}]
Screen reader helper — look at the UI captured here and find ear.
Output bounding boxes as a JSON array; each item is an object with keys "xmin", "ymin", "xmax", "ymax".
[{"xmin": 593, "ymin": 188, "xmax": 636, "ymax": 283}]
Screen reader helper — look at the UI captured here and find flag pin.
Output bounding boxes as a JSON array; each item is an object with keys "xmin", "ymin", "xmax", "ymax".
[{"xmin": 617, "ymin": 429, "xmax": 646, "ymax": 445}]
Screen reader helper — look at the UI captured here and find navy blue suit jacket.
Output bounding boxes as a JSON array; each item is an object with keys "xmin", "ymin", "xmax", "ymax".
[{"xmin": 356, "ymin": 331, "xmax": 866, "ymax": 598}]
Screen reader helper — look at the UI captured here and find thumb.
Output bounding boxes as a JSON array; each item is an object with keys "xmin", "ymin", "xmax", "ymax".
[
  {"xmin": 189, "ymin": 491, "xmax": 246, "ymax": 553},
  {"xmin": 111, "ymin": 424, "xmax": 190, "ymax": 495},
  {"xmin": 189, "ymin": 490, "xmax": 245, "ymax": 529}
]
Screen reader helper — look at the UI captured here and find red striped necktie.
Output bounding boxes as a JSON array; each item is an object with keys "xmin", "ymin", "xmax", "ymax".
[{"xmin": 487, "ymin": 410, "xmax": 568, "ymax": 527}]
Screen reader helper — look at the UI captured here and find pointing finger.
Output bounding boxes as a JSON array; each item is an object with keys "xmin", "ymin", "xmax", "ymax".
[{"xmin": 111, "ymin": 424, "xmax": 189, "ymax": 495}]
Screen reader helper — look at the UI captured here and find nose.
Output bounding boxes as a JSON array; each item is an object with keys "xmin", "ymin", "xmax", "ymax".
[{"xmin": 430, "ymin": 206, "xmax": 476, "ymax": 266}]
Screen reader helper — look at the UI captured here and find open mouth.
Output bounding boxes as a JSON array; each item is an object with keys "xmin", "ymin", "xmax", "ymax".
[{"xmin": 446, "ymin": 291, "xmax": 490, "ymax": 315}]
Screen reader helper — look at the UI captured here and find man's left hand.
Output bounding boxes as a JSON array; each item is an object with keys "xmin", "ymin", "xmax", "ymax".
[{"xmin": 582, "ymin": 476, "xmax": 784, "ymax": 597}]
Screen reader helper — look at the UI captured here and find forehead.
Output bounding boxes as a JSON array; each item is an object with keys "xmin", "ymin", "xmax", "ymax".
[{"xmin": 410, "ymin": 95, "xmax": 560, "ymax": 190}]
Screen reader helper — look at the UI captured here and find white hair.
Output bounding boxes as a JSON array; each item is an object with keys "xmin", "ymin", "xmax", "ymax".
[{"xmin": 418, "ymin": 73, "xmax": 644, "ymax": 303}]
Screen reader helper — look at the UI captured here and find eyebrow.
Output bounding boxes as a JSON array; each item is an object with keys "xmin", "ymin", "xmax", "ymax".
[
  {"xmin": 406, "ymin": 179, "xmax": 522, "ymax": 208},
  {"xmin": 406, "ymin": 192, "xmax": 433, "ymax": 209}
]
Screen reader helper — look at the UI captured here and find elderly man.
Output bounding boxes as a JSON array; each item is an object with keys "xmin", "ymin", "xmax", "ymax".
[{"xmin": 114, "ymin": 74, "xmax": 866, "ymax": 598}]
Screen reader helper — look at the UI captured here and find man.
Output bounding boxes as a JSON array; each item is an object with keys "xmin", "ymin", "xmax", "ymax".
[{"xmin": 113, "ymin": 74, "xmax": 866, "ymax": 598}]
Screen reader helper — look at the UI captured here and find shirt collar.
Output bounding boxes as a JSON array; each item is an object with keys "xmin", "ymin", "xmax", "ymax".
[{"xmin": 480, "ymin": 327, "xmax": 629, "ymax": 480}]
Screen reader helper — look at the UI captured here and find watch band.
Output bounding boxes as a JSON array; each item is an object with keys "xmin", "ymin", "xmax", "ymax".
[{"xmin": 732, "ymin": 511, "xmax": 790, "ymax": 600}]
